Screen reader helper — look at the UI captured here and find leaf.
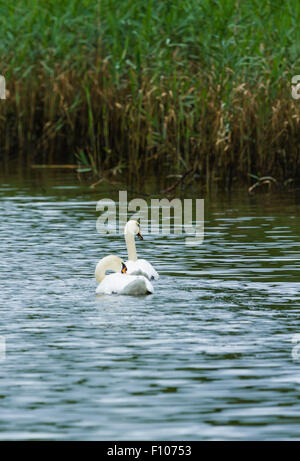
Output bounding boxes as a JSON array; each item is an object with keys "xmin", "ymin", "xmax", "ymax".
[{"xmin": 77, "ymin": 167, "xmax": 92, "ymax": 173}]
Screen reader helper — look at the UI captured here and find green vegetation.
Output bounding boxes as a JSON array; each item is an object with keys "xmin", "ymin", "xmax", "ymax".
[{"xmin": 1, "ymin": 0, "xmax": 300, "ymax": 188}]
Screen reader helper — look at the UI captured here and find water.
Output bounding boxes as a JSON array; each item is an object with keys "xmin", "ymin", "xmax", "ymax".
[{"xmin": 0, "ymin": 172, "xmax": 300, "ymax": 440}]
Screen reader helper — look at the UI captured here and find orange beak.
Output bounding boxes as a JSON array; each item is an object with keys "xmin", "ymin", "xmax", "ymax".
[
  {"xmin": 121, "ymin": 263, "xmax": 127, "ymax": 274},
  {"xmin": 137, "ymin": 232, "xmax": 143, "ymax": 240}
]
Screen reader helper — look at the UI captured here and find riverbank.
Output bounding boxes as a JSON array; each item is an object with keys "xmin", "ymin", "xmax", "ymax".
[{"xmin": 1, "ymin": 0, "xmax": 300, "ymax": 188}]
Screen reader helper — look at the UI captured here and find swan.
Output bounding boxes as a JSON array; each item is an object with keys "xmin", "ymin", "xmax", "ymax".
[
  {"xmin": 124, "ymin": 220, "xmax": 159, "ymax": 280},
  {"xmin": 95, "ymin": 255, "xmax": 153, "ymax": 295}
]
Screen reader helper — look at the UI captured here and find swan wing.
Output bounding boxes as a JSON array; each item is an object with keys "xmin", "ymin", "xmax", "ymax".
[{"xmin": 126, "ymin": 259, "xmax": 159, "ymax": 280}]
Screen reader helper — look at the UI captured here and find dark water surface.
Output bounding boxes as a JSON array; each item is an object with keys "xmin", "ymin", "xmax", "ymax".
[{"xmin": 0, "ymin": 172, "xmax": 300, "ymax": 440}]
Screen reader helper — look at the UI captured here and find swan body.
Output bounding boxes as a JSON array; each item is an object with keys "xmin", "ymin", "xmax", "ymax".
[
  {"xmin": 124, "ymin": 220, "xmax": 159, "ymax": 281},
  {"xmin": 95, "ymin": 255, "xmax": 153, "ymax": 295}
]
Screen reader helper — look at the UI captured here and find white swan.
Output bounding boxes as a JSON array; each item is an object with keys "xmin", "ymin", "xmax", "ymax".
[
  {"xmin": 95, "ymin": 255, "xmax": 153, "ymax": 295},
  {"xmin": 124, "ymin": 220, "xmax": 159, "ymax": 280}
]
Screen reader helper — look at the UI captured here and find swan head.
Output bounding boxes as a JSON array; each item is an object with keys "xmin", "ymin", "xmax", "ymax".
[
  {"xmin": 95, "ymin": 255, "xmax": 127, "ymax": 283},
  {"xmin": 124, "ymin": 220, "xmax": 143, "ymax": 240}
]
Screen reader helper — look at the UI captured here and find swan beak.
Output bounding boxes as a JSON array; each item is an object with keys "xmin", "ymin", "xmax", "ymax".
[
  {"xmin": 137, "ymin": 232, "xmax": 143, "ymax": 240},
  {"xmin": 121, "ymin": 263, "xmax": 127, "ymax": 274}
]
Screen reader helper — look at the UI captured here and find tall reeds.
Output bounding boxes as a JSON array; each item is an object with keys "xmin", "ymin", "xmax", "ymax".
[{"xmin": 1, "ymin": 0, "xmax": 300, "ymax": 187}]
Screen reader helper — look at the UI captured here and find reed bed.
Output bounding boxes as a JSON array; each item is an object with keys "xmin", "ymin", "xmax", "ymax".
[{"xmin": 1, "ymin": 0, "xmax": 300, "ymax": 188}]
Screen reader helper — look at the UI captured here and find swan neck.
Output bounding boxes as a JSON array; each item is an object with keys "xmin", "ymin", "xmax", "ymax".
[
  {"xmin": 125, "ymin": 232, "xmax": 137, "ymax": 262},
  {"xmin": 95, "ymin": 255, "xmax": 123, "ymax": 284},
  {"xmin": 95, "ymin": 258, "xmax": 113, "ymax": 283},
  {"xmin": 95, "ymin": 262, "xmax": 106, "ymax": 283}
]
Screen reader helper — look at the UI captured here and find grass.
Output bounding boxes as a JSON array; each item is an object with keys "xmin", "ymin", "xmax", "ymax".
[{"xmin": 1, "ymin": 0, "xmax": 300, "ymax": 188}]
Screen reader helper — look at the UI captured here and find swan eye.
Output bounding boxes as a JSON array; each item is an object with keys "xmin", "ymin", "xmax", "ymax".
[{"xmin": 121, "ymin": 263, "xmax": 127, "ymax": 274}]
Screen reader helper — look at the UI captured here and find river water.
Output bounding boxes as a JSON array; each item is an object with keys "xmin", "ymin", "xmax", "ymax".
[{"xmin": 0, "ymin": 171, "xmax": 299, "ymax": 440}]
